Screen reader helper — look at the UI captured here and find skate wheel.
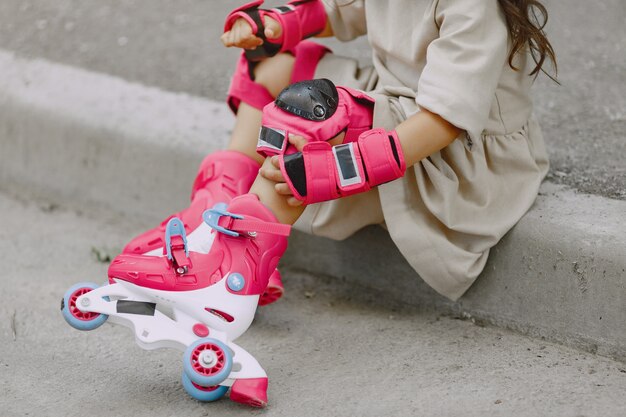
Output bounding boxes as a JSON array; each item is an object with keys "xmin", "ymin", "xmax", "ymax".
[
  {"xmin": 181, "ymin": 372, "xmax": 229, "ymax": 402},
  {"xmin": 183, "ymin": 337, "xmax": 233, "ymax": 386},
  {"xmin": 258, "ymin": 285, "xmax": 283, "ymax": 306},
  {"xmin": 258, "ymin": 270, "xmax": 284, "ymax": 306},
  {"xmin": 61, "ymin": 282, "xmax": 108, "ymax": 331}
]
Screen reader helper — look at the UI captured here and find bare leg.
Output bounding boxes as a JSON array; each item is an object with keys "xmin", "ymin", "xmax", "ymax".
[
  {"xmin": 224, "ymin": 52, "xmax": 309, "ymax": 223},
  {"xmin": 250, "ymin": 158, "xmax": 307, "ymax": 224},
  {"xmin": 227, "ymin": 53, "xmax": 296, "ymax": 165}
]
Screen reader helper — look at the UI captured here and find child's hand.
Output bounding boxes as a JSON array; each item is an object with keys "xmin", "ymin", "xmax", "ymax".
[
  {"xmin": 221, "ymin": 16, "xmax": 283, "ymax": 50},
  {"xmin": 260, "ymin": 135, "xmax": 308, "ymax": 207}
]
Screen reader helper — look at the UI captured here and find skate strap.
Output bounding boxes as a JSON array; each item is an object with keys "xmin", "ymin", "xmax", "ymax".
[
  {"xmin": 203, "ymin": 206, "xmax": 291, "ymax": 238},
  {"xmin": 169, "ymin": 236, "xmax": 191, "ymax": 270},
  {"xmin": 165, "ymin": 218, "xmax": 189, "ymax": 259},
  {"xmin": 164, "ymin": 217, "xmax": 191, "ymax": 271},
  {"xmin": 227, "ymin": 218, "xmax": 291, "ymax": 237}
]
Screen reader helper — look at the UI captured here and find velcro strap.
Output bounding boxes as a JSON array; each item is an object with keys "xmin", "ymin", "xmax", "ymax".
[
  {"xmin": 219, "ymin": 217, "xmax": 291, "ymax": 237},
  {"xmin": 232, "ymin": 219, "xmax": 291, "ymax": 236},
  {"xmin": 288, "ymin": 0, "xmax": 327, "ymax": 38},
  {"xmin": 265, "ymin": 6, "xmax": 301, "ymax": 51},
  {"xmin": 280, "ymin": 129, "xmax": 406, "ymax": 205},
  {"xmin": 358, "ymin": 129, "xmax": 406, "ymax": 186},
  {"xmin": 302, "ymin": 142, "xmax": 340, "ymax": 202},
  {"xmin": 223, "ymin": 0, "xmax": 264, "ymax": 33},
  {"xmin": 169, "ymin": 237, "xmax": 191, "ymax": 269}
]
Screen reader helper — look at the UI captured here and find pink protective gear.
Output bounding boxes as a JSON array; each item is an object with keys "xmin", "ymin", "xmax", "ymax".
[
  {"xmin": 258, "ymin": 270, "xmax": 284, "ymax": 306},
  {"xmin": 258, "ymin": 79, "xmax": 374, "ymax": 157},
  {"xmin": 121, "ymin": 150, "xmax": 285, "ymax": 306},
  {"xmin": 230, "ymin": 377, "xmax": 269, "ymax": 407},
  {"xmin": 224, "ymin": 0, "xmax": 327, "ymax": 62},
  {"xmin": 259, "ymin": 79, "xmax": 406, "ymax": 204},
  {"xmin": 68, "ymin": 195, "xmax": 291, "ymax": 406},
  {"xmin": 227, "ymin": 40, "xmax": 330, "ymax": 113},
  {"xmin": 122, "ymin": 151, "xmax": 259, "ymax": 255},
  {"xmin": 280, "ymin": 128, "xmax": 406, "ymax": 204},
  {"xmin": 110, "ymin": 194, "xmax": 290, "ymax": 296}
]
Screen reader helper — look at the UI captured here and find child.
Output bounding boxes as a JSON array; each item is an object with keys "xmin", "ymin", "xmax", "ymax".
[{"xmin": 108, "ymin": 0, "xmax": 555, "ymax": 406}]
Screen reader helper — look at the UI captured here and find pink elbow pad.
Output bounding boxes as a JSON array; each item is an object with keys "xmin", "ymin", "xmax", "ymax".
[
  {"xmin": 280, "ymin": 129, "xmax": 407, "ymax": 204},
  {"xmin": 224, "ymin": 0, "xmax": 327, "ymax": 61}
]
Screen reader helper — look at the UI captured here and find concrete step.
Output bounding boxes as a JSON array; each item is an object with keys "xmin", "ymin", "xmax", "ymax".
[
  {"xmin": 1, "ymin": 190, "xmax": 625, "ymax": 417},
  {"xmin": 1, "ymin": 50, "xmax": 624, "ymax": 362},
  {"xmin": 1, "ymin": 0, "xmax": 624, "ymax": 200}
]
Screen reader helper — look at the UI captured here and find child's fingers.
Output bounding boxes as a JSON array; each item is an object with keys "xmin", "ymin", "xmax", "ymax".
[
  {"xmin": 259, "ymin": 165, "xmax": 285, "ymax": 183},
  {"xmin": 263, "ymin": 16, "xmax": 283, "ymax": 40},
  {"xmin": 221, "ymin": 30, "xmax": 237, "ymax": 47},
  {"xmin": 287, "ymin": 197, "xmax": 304, "ymax": 207},
  {"xmin": 235, "ymin": 19, "xmax": 264, "ymax": 48},
  {"xmin": 223, "ymin": 18, "xmax": 263, "ymax": 49},
  {"xmin": 233, "ymin": 22, "xmax": 246, "ymax": 45},
  {"xmin": 274, "ymin": 183, "xmax": 293, "ymax": 196},
  {"xmin": 288, "ymin": 134, "xmax": 308, "ymax": 152},
  {"xmin": 220, "ymin": 31, "xmax": 230, "ymax": 46}
]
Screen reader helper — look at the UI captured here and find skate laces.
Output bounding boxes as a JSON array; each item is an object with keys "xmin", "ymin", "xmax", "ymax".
[{"xmin": 203, "ymin": 203, "xmax": 291, "ymax": 238}]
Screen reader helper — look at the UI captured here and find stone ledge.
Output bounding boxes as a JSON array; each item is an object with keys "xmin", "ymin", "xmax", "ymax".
[{"xmin": 1, "ymin": 51, "xmax": 624, "ymax": 360}]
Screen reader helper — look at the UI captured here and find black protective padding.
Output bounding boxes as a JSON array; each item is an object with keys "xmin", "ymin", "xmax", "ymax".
[
  {"xmin": 275, "ymin": 79, "xmax": 339, "ymax": 121},
  {"xmin": 388, "ymin": 135, "xmax": 401, "ymax": 166},
  {"xmin": 283, "ymin": 152, "xmax": 308, "ymax": 196},
  {"xmin": 273, "ymin": 5, "xmax": 293, "ymax": 13},
  {"xmin": 334, "ymin": 145, "xmax": 358, "ymax": 180},
  {"xmin": 116, "ymin": 300, "xmax": 157, "ymax": 316},
  {"xmin": 259, "ymin": 126, "xmax": 286, "ymax": 150}
]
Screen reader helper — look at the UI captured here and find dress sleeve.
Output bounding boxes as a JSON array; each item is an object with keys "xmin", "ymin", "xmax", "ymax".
[
  {"xmin": 416, "ymin": 0, "xmax": 509, "ymax": 143},
  {"xmin": 321, "ymin": 0, "xmax": 367, "ymax": 41}
]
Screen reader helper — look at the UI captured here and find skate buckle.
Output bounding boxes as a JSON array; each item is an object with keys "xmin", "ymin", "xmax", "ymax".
[
  {"xmin": 203, "ymin": 203, "xmax": 244, "ymax": 237},
  {"xmin": 165, "ymin": 217, "xmax": 190, "ymax": 272}
]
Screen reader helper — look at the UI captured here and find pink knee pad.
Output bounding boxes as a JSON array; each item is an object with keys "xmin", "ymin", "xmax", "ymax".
[
  {"xmin": 227, "ymin": 41, "xmax": 329, "ymax": 113},
  {"xmin": 257, "ymin": 79, "xmax": 374, "ymax": 157}
]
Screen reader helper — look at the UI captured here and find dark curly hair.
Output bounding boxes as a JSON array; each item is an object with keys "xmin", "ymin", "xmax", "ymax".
[{"xmin": 499, "ymin": 0, "xmax": 558, "ymax": 82}]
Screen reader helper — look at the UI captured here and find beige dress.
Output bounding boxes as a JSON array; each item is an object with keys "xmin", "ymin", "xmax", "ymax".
[{"xmin": 293, "ymin": 0, "xmax": 550, "ymax": 300}]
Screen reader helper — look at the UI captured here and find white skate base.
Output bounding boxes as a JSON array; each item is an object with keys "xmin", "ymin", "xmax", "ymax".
[{"xmin": 74, "ymin": 278, "xmax": 266, "ymax": 385}]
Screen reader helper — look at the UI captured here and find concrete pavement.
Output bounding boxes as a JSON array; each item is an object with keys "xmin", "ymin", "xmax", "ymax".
[{"xmin": 0, "ymin": 190, "xmax": 625, "ymax": 417}]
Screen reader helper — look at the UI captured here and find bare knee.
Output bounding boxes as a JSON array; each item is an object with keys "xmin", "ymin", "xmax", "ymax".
[{"xmin": 253, "ymin": 53, "xmax": 296, "ymax": 98}]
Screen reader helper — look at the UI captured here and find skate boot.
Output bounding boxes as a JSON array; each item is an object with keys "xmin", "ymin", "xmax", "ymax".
[
  {"xmin": 61, "ymin": 194, "xmax": 290, "ymax": 406},
  {"xmin": 121, "ymin": 150, "xmax": 285, "ymax": 306}
]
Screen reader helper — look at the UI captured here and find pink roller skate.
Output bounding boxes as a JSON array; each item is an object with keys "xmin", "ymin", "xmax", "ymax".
[
  {"xmin": 61, "ymin": 194, "xmax": 290, "ymax": 406},
  {"xmin": 121, "ymin": 150, "xmax": 285, "ymax": 306}
]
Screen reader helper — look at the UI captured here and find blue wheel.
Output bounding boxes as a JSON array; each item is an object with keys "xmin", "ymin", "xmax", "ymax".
[
  {"xmin": 61, "ymin": 282, "xmax": 108, "ymax": 331},
  {"xmin": 181, "ymin": 372, "xmax": 229, "ymax": 402},
  {"xmin": 183, "ymin": 338, "xmax": 233, "ymax": 386}
]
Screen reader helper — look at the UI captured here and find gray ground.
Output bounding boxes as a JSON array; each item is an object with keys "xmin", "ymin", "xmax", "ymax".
[
  {"xmin": 2, "ymin": 3, "xmax": 625, "ymax": 415},
  {"xmin": 0, "ymin": 189, "xmax": 625, "ymax": 416},
  {"xmin": 1, "ymin": 0, "xmax": 623, "ymax": 199}
]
